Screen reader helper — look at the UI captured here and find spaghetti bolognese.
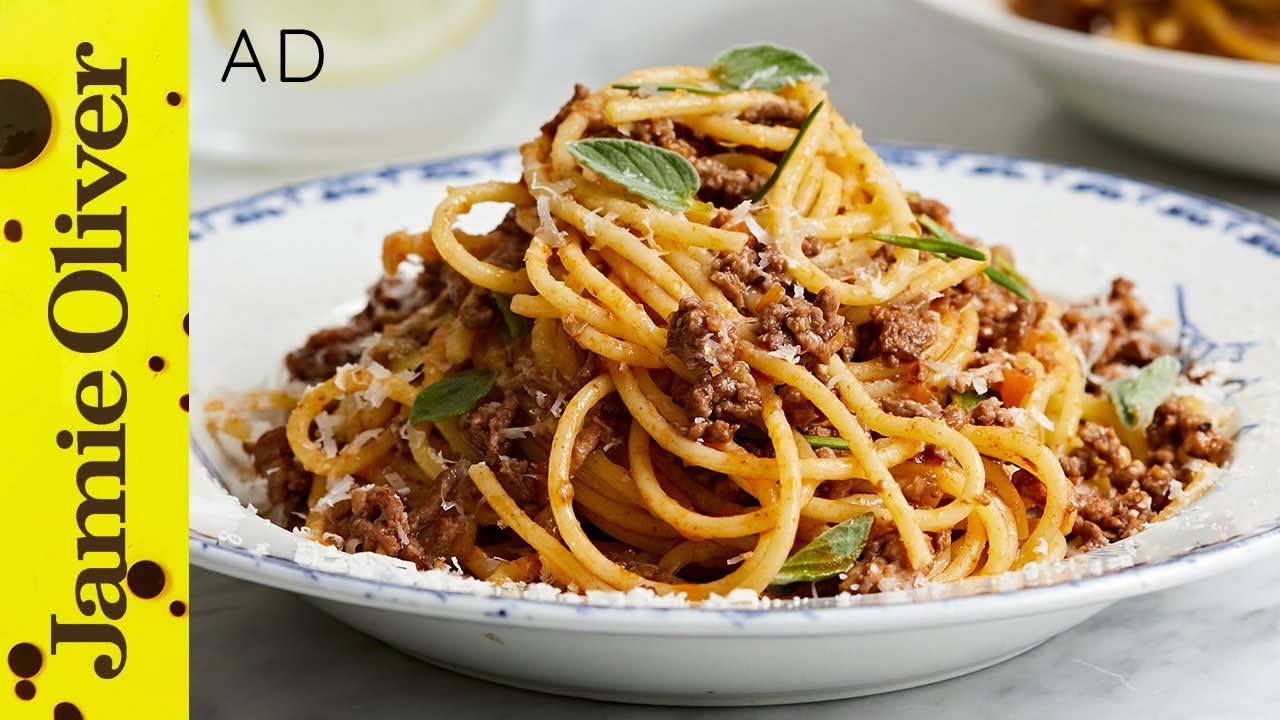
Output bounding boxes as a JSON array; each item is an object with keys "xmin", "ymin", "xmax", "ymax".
[{"xmin": 206, "ymin": 45, "xmax": 1233, "ymax": 600}]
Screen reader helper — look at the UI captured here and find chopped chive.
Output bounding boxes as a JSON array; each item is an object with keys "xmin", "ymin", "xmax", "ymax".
[
  {"xmin": 611, "ymin": 82, "xmax": 724, "ymax": 96},
  {"xmin": 993, "ymin": 254, "xmax": 1031, "ymax": 288},
  {"xmin": 735, "ymin": 428, "xmax": 850, "ymax": 451},
  {"xmin": 802, "ymin": 434, "xmax": 849, "ymax": 450},
  {"xmin": 871, "ymin": 232, "xmax": 987, "ymax": 262},
  {"xmin": 984, "ymin": 265, "xmax": 1034, "ymax": 301},
  {"xmin": 917, "ymin": 213, "xmax": 958, "ymax": 244},
  {"xmin": 749, "ymin": 100, "xmax": 824, "ymax": 203},
  {"xmin": 918, "ymin": 212, "xmax": 1034, "ymax": 300}
]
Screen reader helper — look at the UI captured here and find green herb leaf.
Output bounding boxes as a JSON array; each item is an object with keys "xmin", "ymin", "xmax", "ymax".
[
  {"xmin": 566, "ymin": 139, "xmax": 700, "ymax": 212},
  {"xmin": 1105, "ymin": 356, "xmax": 1181, "ymax": 430},
  {"xmin": 409, "ymin": 368, "xmax": 497, "ymax": 425},
  {"xmin": 749, "ymin": 100, "xmax": 824, "ymax": 202},
  {"xmin": 711, "ymin": 43, "xmax": 829, "ymax": 91},
  {"xmin": 493, "ymin": 294, "xmax": 528, "ymax": 344},
  {"xmin": 871, "ymin": 232, "xmax": 987, "ymax": 262},
  {"xmin": 772, "ymin": 514, "xmax": 874, "ymax": 586},
  {"xmin": 611, "ymin": 82, "xmax": 723, "ymax": 96},
  {"xmin": 951, "ymin": 390, "xmax": 987, "ymax": 412},
  {"xmin": 984, "ymin": 265, "xmax": 1034, "ymax": 301}
]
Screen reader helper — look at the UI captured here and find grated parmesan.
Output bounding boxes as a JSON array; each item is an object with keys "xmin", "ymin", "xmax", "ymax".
[
  {"xmin": 384, "ymin": 471, "xmax": 410, "ymax": 496},
  {"xmin": 314, "ymin": 412, "xmax": 340, "ymax": 457},
  {"xmin": 1029, "ymin": 408, "xmax": 1056, "ymax": 432},
  {"xmin": 767, "ymin": 344, "xmax": 801, "ymax": 364},
  {"xmin": 315, "ymin": 475, "xmax": 357, "ymax": 510},
  {"xmin": 743, "ymin": 214, "xmax": 773, "ymax": 246},
  {"xmin": 347, "ymin": 429, "xmax": 382, "ymax": 453}
]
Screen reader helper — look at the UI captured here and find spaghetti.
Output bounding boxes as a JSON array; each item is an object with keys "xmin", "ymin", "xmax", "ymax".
[
  {"xmin": 1011, "ymin": 0, "xmax": 1280, "ymax": 63},
  {"xmin": 208, "ymin": 46, "xmax": 1234, "ymax": 600}
]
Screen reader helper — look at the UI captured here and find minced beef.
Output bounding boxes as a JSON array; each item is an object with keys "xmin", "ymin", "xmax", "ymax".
[
  {"xmin": 709, "ymin": 237, "xmax": 790, "ymax": 309},
  {"xmin": 665, "ymin": 297, "xmax": 761, "ymax": 443},
  {"xmin": 738, "ymin": 99, "xmax": 808, "ymax": 127},
  {"xmin": 1061, "ymin": 277, "xmax": 1160, "ymax": 383},
  {"xmin": 779, "ymin": 385, "xmax": 821, "ymax": 426},
  {"xmin": 880, "ymin": 397, "xmax": 968, "ymax": 430},
  {"xmin": 908, "ymin": 195, "xmax": 954, "ymax": 232},
  {"xmin": 327, "ymin": 483, "xmax": 479, "ymax": 569},
  {"xmin": 247, "ymin": 427, "xmax": 312, "ymax": 529},
  {"xmin": 493, "ymin": 455, "xmax": 547, "ymax": 511},
  {"xmin": 285, "ymin": 325, "xmax": 370, "ymax": 383},
  {"xmin": 758, "ymin": 287, "xmax": 850, "ymax": 366},
  {"xmin": 463, "ymin": 396, "xmax": 520, "ymax": 462},
  {"xmin": 667, "ymin": 296, "xmax": 740, "ymax": 373},
  {"xmin": 1056, "ymin": 417, "xmax": 1223, "ymax": 548},
  {"xmin": 969, "ymin": 397, "xmax": 1015, "ymax": 427},
  {"xmin": 1012, "ymin": 468, "xmax": 1048, "ymax": 509},
  {"xmin": 285, "ymin": 210, "xmax": 530, "ymax": 380},
  {"xmin": 687, "ymin": 361, "xmax": 762, "ymax": 443},
  {"xmin": 286, "ymin": 272, "xmax": 441, "ymax": 381},
  {"xmin": 1075, "ymin": 488, "xmax": 1153, "ymax": 550},
  {"xmin": 836, "ymin": 528, "xmax": 954, "ymax": 595},
  {"xmin": 961, "ymin": 267, "xmax": 1044, "ymax": 354},
  {"xmin": 855, "ymin": 298, "xmax": 939, "ymax": 366},
  {"xmin": 1061, "ymin": 422, "xmax": 1147, "ymax": 493},
  {"xmin": 1147, "ymin": 397, "xmax": 1232, "ymax": 467}
]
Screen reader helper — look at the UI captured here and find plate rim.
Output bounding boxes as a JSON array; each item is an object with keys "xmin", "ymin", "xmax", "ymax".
[{"xmin": 190, "ymin": 142, "xmax": 1280, "ymax": 631}]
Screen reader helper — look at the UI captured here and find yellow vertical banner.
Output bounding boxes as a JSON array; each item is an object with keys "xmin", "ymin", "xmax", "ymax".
[{"xmin": 0, "ymin": 1, "xmax": 188, "ymax": 718}]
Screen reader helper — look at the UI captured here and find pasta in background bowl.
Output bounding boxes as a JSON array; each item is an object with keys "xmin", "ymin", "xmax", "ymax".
[{"xmin": 910, "ymin": 0, "xmax": 1280, "ymax": 180}]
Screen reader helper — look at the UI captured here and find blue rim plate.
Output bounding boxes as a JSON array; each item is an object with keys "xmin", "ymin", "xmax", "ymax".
[{"xmin": 190, "ymin": 143, "xmax": 1280, "ymax": 633}]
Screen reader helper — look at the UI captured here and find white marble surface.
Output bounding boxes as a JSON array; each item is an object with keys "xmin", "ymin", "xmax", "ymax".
[{"xmin": 190, "ymin": 0, "xmax": 1280, "ymax": 717}]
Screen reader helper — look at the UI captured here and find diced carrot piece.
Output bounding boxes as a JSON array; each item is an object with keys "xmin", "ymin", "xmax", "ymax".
[{"xmin": 999, "ymin": 366, "xmax": 1035, "ymax": 407}]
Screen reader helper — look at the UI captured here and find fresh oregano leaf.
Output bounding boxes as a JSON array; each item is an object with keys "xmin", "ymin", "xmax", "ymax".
[
  {"xmin": 409, "ymin": 368, "xmax": 497, "ymax": 425},
  {"xmin": 772, "ymin": 514, "xmax": 874, "ymax": 586},
  {"xmin": 711, "ymin": 43, "xmax": 829, "ymax": 91},
  {"xmin": 1105, "ymin": 355, "xmax": 1181, "ymax": 430},
  {"xmin": 566, "ymin": 138, "xmax": 700, "ymax": 212},
  {"xmin": 493, "ymin": 293, "xmax": 528, "ymax": 344}
]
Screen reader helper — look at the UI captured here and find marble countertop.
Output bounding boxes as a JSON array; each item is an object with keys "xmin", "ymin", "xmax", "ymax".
[{"xmin": 190, "ymin": 1, "xmax": 1280, "ymax": 717}]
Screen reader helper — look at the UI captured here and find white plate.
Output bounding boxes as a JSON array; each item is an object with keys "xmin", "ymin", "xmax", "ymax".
[
  {"xmin": 191, "ymin": 146, "xmax": 1280, "ymax": 706},
  {"xmin": 909, "ymin": 0, "xmax": 1280, "ymax": 180}
]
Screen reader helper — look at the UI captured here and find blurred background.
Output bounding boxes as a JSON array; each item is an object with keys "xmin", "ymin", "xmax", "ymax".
[{"xmin": 190, "ymin": 1, "xmax": 1280, "ymax": 717}]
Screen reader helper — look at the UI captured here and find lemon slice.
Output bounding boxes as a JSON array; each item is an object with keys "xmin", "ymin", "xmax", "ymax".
[{"xmin": 206, "ymin": 0, "xmax": 498, "ymax": 85}]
